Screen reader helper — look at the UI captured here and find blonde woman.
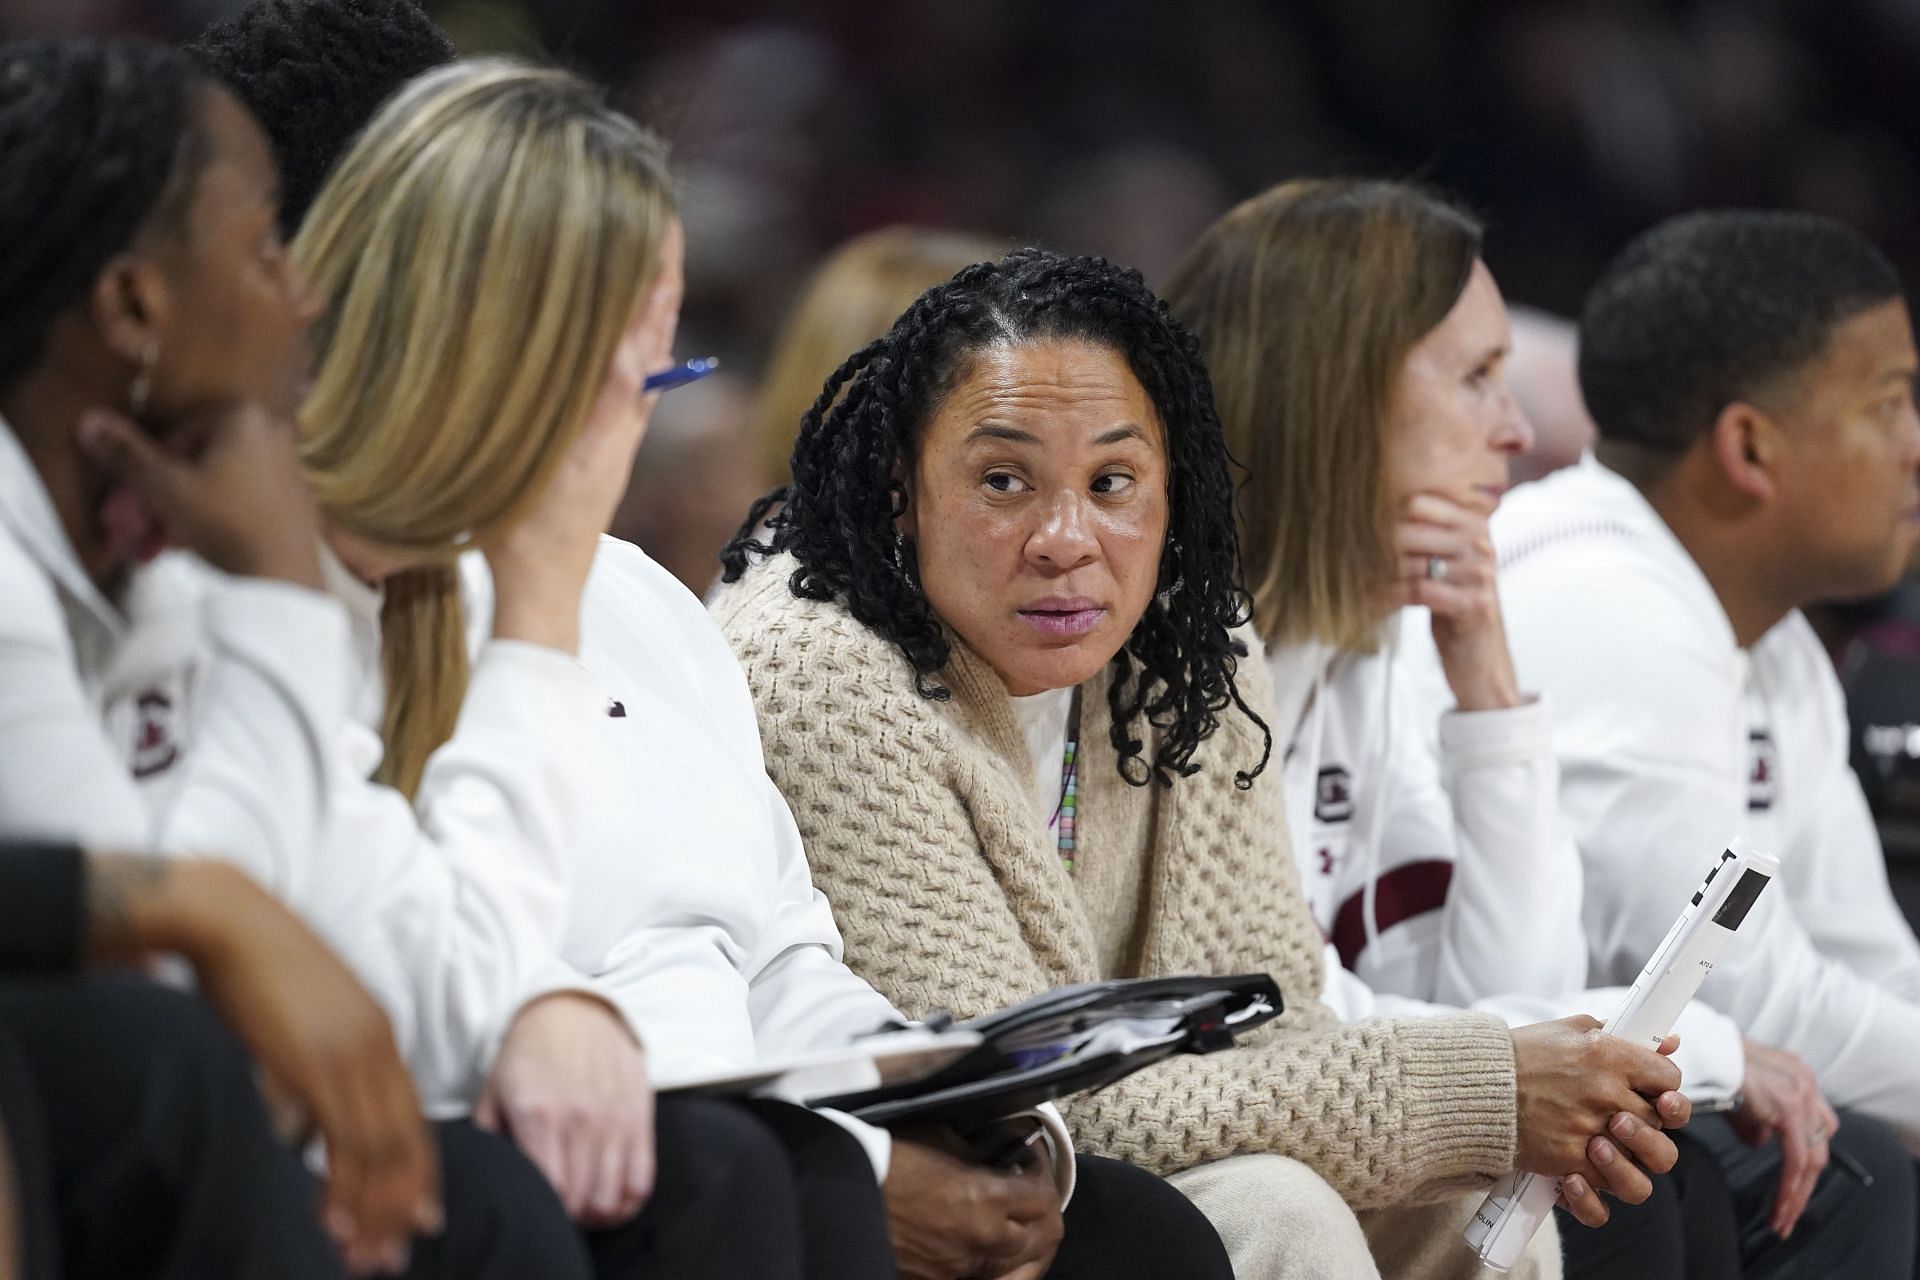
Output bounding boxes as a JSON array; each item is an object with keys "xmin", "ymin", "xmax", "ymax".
[{"xmin": 290, "ymin": 60, "xmax": 903, "ymax": 1278}]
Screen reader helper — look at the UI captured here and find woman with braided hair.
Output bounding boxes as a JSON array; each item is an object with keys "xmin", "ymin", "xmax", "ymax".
[
  {"xmin": 715, "ymin": 246, "xmax": 1700, "ymax": 1279},
  {"xmin": 175, "ymin": 1, "xmax": 1234, "ymax": 1269}
]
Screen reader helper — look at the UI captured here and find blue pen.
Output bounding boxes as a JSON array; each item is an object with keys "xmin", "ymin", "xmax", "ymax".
[{"xmin": 643, "ymin": 356, "xmax": 720, "ymax": 393}]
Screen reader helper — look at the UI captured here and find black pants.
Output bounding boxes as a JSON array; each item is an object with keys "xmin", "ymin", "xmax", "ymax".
[
  {"xmin": 593, "ymin": 1109, "xmax": 1229, "ymax": 1280},
  {"xmin": 1686, "ymin": 1110, "xmax": 1917, "ymax": 1279},
  {"xmin": 589, "ymin": 1097, "xmax": 897, "ymax": 1280},
  {"xmin": 1558, "ymin": 1111, "xmax": 1916, "ymax": 1280},
  {"xmin": 1558, "ymin": 1129, "xmax": 1740, "ymax": 1280},
  {"xmin": 0, "ymin": 976, "xmax": 347, "ymax": 1280},
  {"xmin": 0, "ymin": 977, "xmax": 903, "ymax": 1280},
  {"xmin": 0, "ymin": 977, "xmax": 1202, "ymax": 1280},
  {"xmin": 1047, "ymin": 1153, "xmax": 1232, "ymax": 1279}
]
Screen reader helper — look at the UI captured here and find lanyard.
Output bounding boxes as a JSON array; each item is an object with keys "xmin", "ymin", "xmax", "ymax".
[{"xmin": 1052, "ymin": 686, "xmax": 1084, "ymax": 872}]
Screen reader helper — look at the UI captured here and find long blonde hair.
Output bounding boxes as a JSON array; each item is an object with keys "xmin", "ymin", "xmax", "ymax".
[
  {"xmin": 1163, "ymin": 179, "xmax": 1482, "ymax": 651},
  {"xmin": 295, "ymin": 60, "xmax": 675, "ymax": 796},
  {"xmin": 752, "ymin": 225, "xmax": 1003, "ymax": 485}
]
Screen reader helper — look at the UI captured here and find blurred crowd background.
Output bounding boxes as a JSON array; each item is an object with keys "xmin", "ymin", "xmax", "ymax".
[
  {"xmin": 9, "ymin": 0, "xmax": 1920, "ymax": 586},
  {"xmin": 11, "ymin": 0, "xmax": 1920, "ymax": 881}
]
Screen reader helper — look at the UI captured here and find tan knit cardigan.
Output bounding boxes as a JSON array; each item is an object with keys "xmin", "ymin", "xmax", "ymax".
[{"xmin": 712, "ymin": 557, "xmax": 1520, "ymax": 1210}]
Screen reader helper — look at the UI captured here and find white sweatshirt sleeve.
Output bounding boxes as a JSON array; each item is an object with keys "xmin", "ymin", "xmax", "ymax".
[
  {"xmin": 1372, "ymin": 646, "xmax": 1586, "ymax": 1004},
  {"xmin": 1766, "ymin": 620, "xmax": 1920, "ymax": 1001},
  {"xmin": 0, "ymin": 534, "xmax": 153, "ymax": 847},
  {"xmin": 1788, "ymin": 759, "xmax": 1920, "ymax": 1001},
  {"xmin": 1504, "ymin": 541, "xmax": 1920, "ymax": 1148},
  {"xmin": 744, "ymin": 785, "xmax": 912, "ymax": 1055},
  {"xmin": 145, "ymin": 579, "xmax": 351, "ymax": 898},
  {"xmin": 0, "ymin": 535, "xmax": 346, "ymax": 890},
  {"xmin": 569, "ymin": 542, "xmax": 1079, "ymax": 1194},
  {"xmin": 558, "ymin": 695, "xmax": 865, "ymax": 1086},
  {"xmin": 302, "ymin": 640, "xmax": 607, "ymax": 1111}
]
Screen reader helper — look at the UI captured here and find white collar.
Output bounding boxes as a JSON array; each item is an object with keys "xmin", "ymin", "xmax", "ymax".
[
  {"xmin": 1496, "ymin": 454, "xmax": 1737, "ymax": 655},
  {"xmin": 0, "ymin": 411, "xmax": 124, "ymax": 639},
  {"xmin": 318, "ymin": 537, "xmax": 384, "ymax": 628},
  {"xmin": 1008, "ymin": 684, "xmax": 1075, "ymax": 732},
  {"xmin": 317, "ymin": 537, "xmax": 387, "ymax": 702}
]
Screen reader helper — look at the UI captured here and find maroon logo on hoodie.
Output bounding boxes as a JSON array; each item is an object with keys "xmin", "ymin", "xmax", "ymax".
[
  {"xmin": 130, "ymin": 690, "xmax": 179, "ymax": 778},
  {"xmin": 1747, "ymin": 729, "xmax": 1776, "ymax": 812},
  {"xmin": 1315, "ymin": 766, "xmax": 1354, "ymax": 823}
]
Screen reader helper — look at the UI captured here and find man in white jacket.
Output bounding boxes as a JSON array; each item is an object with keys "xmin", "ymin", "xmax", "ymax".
[{"xmin": 1488, "ymin": 209, "xmax": 1920, "ymax": 1274}]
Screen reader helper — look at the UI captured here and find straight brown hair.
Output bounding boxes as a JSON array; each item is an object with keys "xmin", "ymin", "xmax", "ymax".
[{"xmin": 1164, "ymin": 179, "xmax": 1482, "ymax": 651}]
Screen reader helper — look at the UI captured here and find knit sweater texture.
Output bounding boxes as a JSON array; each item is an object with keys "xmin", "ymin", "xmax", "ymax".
[{"xmin": 712, "ymin": 557, "xmax": 1521, "ymax": 1210}]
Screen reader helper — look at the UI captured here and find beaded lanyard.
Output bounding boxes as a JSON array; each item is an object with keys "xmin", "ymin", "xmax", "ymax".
[{"xmin": 1051, "ymin": 686, "xmax": 1084, "ymax": 872}]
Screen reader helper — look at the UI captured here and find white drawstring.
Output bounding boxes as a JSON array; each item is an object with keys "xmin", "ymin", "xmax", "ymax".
[{"xmin": 1356, "ymin": 614, "xmax": 1404, "ymax": 964}]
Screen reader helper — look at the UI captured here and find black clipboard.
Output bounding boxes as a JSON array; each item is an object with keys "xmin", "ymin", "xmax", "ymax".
[{"xmin": 810, "ymin": 972, "xmax": 1282, "ymax": 1132}]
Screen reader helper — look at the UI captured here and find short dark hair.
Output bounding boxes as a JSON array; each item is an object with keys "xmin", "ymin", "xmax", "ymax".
[
  {"xmin": 722, "ymin": 247, "xmax": 1272, "ymax": 790},
  {"xmin": 188, "ymin": 0, "xmax": 455, "ymax": 237},
  {"xmin": 0, "ymin": 37, "xmax": 215, "ymax": 397},
  {"xmin": 1579, "ymin": 210, "xmax": 1904, "ymax": 462}
]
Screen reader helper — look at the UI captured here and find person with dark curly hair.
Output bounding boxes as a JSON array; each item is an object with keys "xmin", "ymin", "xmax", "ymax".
[
  {"xmin": 188, "ymin": 0, "xmax": 454, "ymax": 237},
  {"xmin": 177, "ymin": 5, "xmax": 1237, "ymax": 1274},
  {"xmin": 714, "ymin": 246, "xmax": 1703, "ymax": 1279}
]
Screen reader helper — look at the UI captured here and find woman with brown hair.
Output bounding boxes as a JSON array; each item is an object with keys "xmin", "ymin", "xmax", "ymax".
[{"xmin": 1163, "ymin": 179, "xmax": 1589, "ymax": 1019}]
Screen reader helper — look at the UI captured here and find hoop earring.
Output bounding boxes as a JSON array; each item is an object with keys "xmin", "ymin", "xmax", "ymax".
[{"xmin": 127, "ymin": 339, "xmax": 158, "ymax": 419}]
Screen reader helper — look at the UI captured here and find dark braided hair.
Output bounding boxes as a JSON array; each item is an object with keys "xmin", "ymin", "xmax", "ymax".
[
  {"xmin": 722, "ymin": 247, "xmax": 1272, "ymax": 790},
  {"xmin": 0, "ymin": 37, "xmax": 215, "ymax": 397},
  {"xmin": 188, "ymin": 0, "xmax": 454, "ymax": 237}
]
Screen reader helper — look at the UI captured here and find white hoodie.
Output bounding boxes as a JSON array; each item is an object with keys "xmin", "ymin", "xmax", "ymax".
[
  {"xmin": 1270, "ymin": 623, "xmax": 1583, "ymax": 1004},
  {"xmin": 1271, "ymin": 626, "xmax": 1746, "ymax": 1096},
  {"xmin": 0, "ymin": 417, "xmax": 346, "ymax": 874},
  {"xmin": 1489, "ymin": 455, "xmax": 1920, "ymax": 1147},
  {"xmin": 0, "ymin": 414, "xmax": 598, "ymax": 1113}
]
